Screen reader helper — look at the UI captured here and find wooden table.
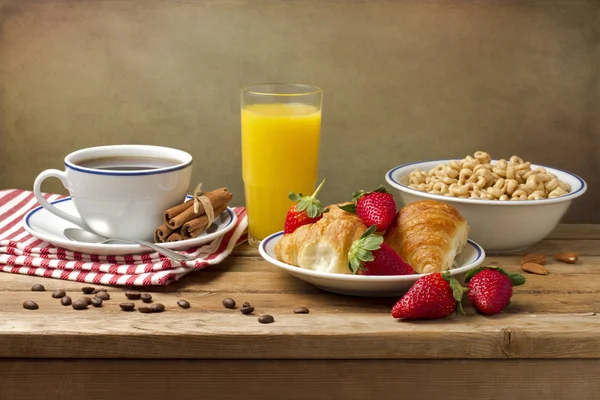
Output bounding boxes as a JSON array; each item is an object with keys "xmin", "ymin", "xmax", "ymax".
[{"xmin": 1, "ymin": 224, "xmax": 599, "ymax": 400}]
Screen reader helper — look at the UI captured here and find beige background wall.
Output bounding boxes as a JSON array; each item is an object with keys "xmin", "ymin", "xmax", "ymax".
[{"xmin": 0, "ymin": 0, "xmax": 598, "ymax": 222}]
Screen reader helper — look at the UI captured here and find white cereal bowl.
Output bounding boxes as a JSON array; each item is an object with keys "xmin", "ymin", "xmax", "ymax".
[
  {"xmin": 385, "ymin": 160, "xmax": 587, "ymax": 253},
  {"xmin": 259, "ymin": 231, "xmax": 486, "ymax": 297}
]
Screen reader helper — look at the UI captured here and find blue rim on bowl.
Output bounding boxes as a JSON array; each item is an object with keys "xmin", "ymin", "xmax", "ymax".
[
  {"xmin": 385, "ymin": 159, "xmax": 587, "ymax": 206},
  {"xmin": 259, "ymin": 230, "xmax": 486, "ymax": 281}
]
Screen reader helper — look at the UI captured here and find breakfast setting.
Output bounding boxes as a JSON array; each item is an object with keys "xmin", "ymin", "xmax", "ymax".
[
  {"xmin": 1, "ymin": 2, "xmax": 599, "ymax": 397},
  {"xmin": 0, "ymin": 81, "xmax": 595, "ymax": 399},
  {"xmin": 6, "ymin": 83, "xmax": 588, "ymax": 314}
]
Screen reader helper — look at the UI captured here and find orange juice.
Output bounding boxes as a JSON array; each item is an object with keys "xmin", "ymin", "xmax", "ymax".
[{"xmin": 241, "ymin": 103, "xmax": 321, "ymax": 243}]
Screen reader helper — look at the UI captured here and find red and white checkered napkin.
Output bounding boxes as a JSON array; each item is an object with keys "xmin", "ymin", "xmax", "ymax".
[{"xmin": 0, "ymin": 189, "xmax": 248, "ymax": 286}]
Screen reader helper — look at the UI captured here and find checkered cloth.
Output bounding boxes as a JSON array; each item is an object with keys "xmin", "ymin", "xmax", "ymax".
[{"xmin": 0, "ymin": 189, "xmax": 248, "ymax": 286}]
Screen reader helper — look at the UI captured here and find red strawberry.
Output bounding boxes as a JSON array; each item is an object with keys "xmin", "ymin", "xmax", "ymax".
[
  {"xmin": 348, "ymin": 226, "xmax": 414, "ymax": 276},
  {"xmin": 284, "ymin": 178, "xmax": 327, "ymax": 234},
  {"xmin": 339, "ymin": 185, "xmax": 396, "ymax": 231},
  {"xmin": 465, "ymin": 266, "xmax": 526, "ymax": 315},
  {"xmin": 391, "ymin": 272, "xmax": 467, "ymax": 320}
]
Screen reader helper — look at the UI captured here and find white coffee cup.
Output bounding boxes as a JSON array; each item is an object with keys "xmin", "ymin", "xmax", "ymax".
[{"xmin": 33, "ymin": 145, "xmax": 193, "ymax": 241}]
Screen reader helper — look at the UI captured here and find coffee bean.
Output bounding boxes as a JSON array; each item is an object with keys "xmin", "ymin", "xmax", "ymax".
[
  {"xmin": 242, "ymin": 301, "xmax": 251, "ymax": 308},
  {"xmin": 240, "ymin": 305, "xmax": 255, "ymax": 315},
  {"xmin": 119, "ymin": 303, "xmax": 135, "ymax": 312},
  {"xmin": 177, "ymin": 300, "xmax": 190, "ymax": 309},
  {"xmin": 151, "ymin": 303, "xmax": 165, "ymax": 313},
  {"xmin": 91, "ymin": 297, "xmax": 103, "ymax": 307},
  {"xmin": 31, "ymin": 284, "xmax": 45, "ymax": 292},
  {"xmin": 125, "ymin": 291, "xmax": 141, "ymax": 300},
  {"xmin": 23, "ymin": 300, "xmax": 38, "ymax": 310},
  {"xmin": 52, "ymin": 289, "xmax": 66, "ymax": 299},
  {"xmin": 81, "ymin": 286, "xmax": 95, "ymax": 294},
  {"xmin": 222, "ymin": 298, "xmax": 236, "ymax": 309},
  {"xmin": 93, "ymin": 288, "xmax": 107, "ymax": 294},
  {"xmin": 138, "ymin": 306, "xmax": 153, "ymax": 313},
  {"xmin": 79, "ymin": 297, "xmax": 93, "ymax": 305},
  {"xmin": 72, "ymin": 300, "xmax": 88, "ymax": 310},
  {"xmin": 119, "ymin": 303, "xmax": 135, "ymax": 311},
  {"xmin": 258, "ymin": 315, "xmax": 275, "ymax": 324},
  {"xmin": 61, "ymin": 296, "xmax": 72, "ymax": 306},
  {"xmin": 294, "ymin": 307, "xmax": 310, "ymax": 314},
  {"xmin": 95, "ymin": 291, "xmax": 110, "ymax": 300},
  {"xmin": 141, "ymin": 293, "xmax": 152, "ymax": 303}
]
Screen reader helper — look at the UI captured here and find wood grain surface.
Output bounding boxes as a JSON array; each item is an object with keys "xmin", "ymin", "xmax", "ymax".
[
  {"xmin": 0, "ymin": 224, "xmax": 598, "ymax": 399},
  {"xmin": 0, "ymin": 225, "xmax": 598, "ymax": 360},
  {"xmin": 2, "ymin": 359, "xmax": 600, "ymax": 400}
]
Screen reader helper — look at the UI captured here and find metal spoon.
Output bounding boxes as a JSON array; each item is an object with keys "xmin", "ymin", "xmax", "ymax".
[{"xmin": 63, "ymin": 228, "xmax": 195, "ymax": 262}]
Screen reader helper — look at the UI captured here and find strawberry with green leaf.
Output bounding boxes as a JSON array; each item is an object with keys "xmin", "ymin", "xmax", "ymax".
[
  {"xmin": 339, "ymin": 185, "xmax": 396, "ymax": 231},
  {"xmin": 284, "ymin": 178, "xmax": 328, "ymax": 234},
  {"xmin": 465, "ymin": 266, "xmax": 526, "ymax": 315},
  {"xmin": 392, "ymin": 271, "xmax": 468, "ymax": 320},
  {"xmin": 348, "ymin": 225, "xmax": 414, "ymax": 276}
]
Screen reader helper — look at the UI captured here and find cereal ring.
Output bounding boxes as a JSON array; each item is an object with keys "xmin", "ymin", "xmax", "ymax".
[
  {"xmin": 474, "ymin": 151, "xmax": 491, "ymax": 164},
  {"xmin": 509, "ymin": 156, "xmax": 524, "ymax": 165}
]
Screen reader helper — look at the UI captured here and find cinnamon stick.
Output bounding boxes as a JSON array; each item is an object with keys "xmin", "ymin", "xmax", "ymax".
[
  {"xmin": 189, "ymin": 227, "xmax": 206, "ymax": 239},
  {"xmin": 166, "ymin": 188, "xmax": 232, "ymax": 230},
  {"xmin": 166, "ymin": 231, "xmax": 184, "ymax": 242},
  {"xmin": 154, "ymin": 223, "xmax": 174, "ymax": 243},
  {"xmin": 182, "ymin": 221, "xmax": 208, "ymax": 240},
  {"xmin": 163, "ymin": 199, "xmax": 194, "ymax": 224},
  {"xmin": 181, "ymin": 204, "xmax": 227, "ymax": 238}
]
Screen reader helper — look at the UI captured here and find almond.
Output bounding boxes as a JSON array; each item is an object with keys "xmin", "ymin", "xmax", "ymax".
[
  {"xmin": 521, "ymin": 253, "xmax": 546, "ymax": 265},
  {"xmin": 521, "ymin": 262, "xmax": 548, "ymax": 275},
  {"xmin": 554, "ymin": 252, "xmax": 578, "ymax": 264}
]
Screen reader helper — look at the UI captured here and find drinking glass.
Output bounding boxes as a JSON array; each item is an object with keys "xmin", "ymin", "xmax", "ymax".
[{"xmin": 241, "ymin": 83, "xmax": 323, "ymax": 247}]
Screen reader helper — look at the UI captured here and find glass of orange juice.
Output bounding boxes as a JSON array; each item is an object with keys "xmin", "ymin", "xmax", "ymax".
[{"xmin": 241, "ymin": 83, "xmax": 323, "ymax": 247}]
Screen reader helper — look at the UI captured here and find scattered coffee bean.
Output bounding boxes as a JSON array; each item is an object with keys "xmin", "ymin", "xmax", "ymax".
[
  {"xmin": 52, "ymin": 289, "xmax": 66, "ymax": 299},
  {"xmin": 91, "ymin": 297, "xmax": 103, "ymax": 307},
  {"xmin": 141, "ymin": 293, "xmax": 152, "ymax": 303},
  {"xmin": 177, "ymin": 300, "xmax": 190, "ymax": 309},
  {"xmin": 119, "ymin": 303, "xmax": 135, "ymax": 312},
  {"xmin": 23, "ymin": 300, "xmax": 38, "ymax": 310},
  {"xmin": 79, "ymin": 296, "xmax": 93, "ymax": 305},
  {"xmin": 81, "ymin": 286, "xmax": 95, "ymax": 294},
  {"xmin": 138, "ymin": 306, "xmax": 153, "ymax": 313},
  {"xmin": 93, "ymin": 288, "xmax": 107, "ymax": 294},
  {"xmin": 95, "ymin": 291, "xmax": 110, "ymax": 300},
  {"xmin": 240, "ymin": 303, "xmax": 255, "ymax": 315},
  {"xmin": 61, "ymin": 296, "xmax": 72, "ymax": 306},
  {"xmin": 222, "ymin": 298, "xmax": 236, "ymax": 309},
  {"xmin": 31, "ymin": 284, "xmax": 45, "ymax": 292},
  {"xmin": 151, "ymin": 303, "xmax": 165, "ymax": 313},
  {"xmin": 125, "ymin": 291, "xmax": 141, "ymax": 300},
  {"xmin": 241, "ymin": 307, "xmax": 255, "ymax": 315},
  {"xmin": 72, "ymin": 300, "xmax": 88, "ymax": 310},
  {"xmin": 294, "ymin": 307, "xmax": 310, "ymax": 314},
  {"xmin": 258, "ymin": 315, "xmax": 275, "ymax": 324}
]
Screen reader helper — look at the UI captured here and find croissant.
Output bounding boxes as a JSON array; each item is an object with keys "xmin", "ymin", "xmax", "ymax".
[
  {"xmin": 274, "ymin": 204, "xmax": 367, "ymax": 274},
  {"xmin": 384, "ymin": 200, "xmax": 469, "ymax": 273}
]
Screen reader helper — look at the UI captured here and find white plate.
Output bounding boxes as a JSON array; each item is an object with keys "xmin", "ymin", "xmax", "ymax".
[
  {"xmin": 259, "ymin": 231, "xmax": 486, "ymax": 297},
  {"xmin": 23, "ymin": 196, "xmax": 238, "ymax": 256}
]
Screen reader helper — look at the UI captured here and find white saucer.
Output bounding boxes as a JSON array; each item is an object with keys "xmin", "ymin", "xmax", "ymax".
[
  {"xmin": 259, "ymin": 231, "xmax": 486, "ymax": 297},
  {"xmin": 22, "ymin": 196, "xmax": 238, "ymax": 256}
]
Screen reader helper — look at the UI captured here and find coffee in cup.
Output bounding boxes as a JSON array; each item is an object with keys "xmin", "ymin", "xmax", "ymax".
[{"xmin": 33, "ymin": 145, "xmax": 193, "ymax": 241}]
